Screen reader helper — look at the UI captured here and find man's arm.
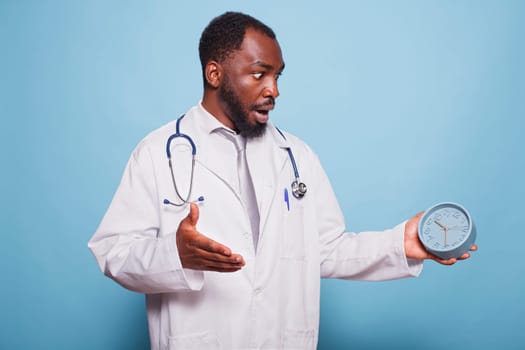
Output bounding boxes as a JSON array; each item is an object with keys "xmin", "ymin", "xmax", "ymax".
[{"xmin": 88, "ymin": 142, "xmax": 243, "ymax": 294}]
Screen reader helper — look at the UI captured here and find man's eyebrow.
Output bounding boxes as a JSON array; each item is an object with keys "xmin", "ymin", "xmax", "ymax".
[{"xmin": 251, "ymin": 61, "xmax": 286, "ymax": 73}]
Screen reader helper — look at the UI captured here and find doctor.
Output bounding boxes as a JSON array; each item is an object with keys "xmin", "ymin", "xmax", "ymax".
[{"xmin": 89, "ymin": 11, "xmax": 476, "ymax": 350}]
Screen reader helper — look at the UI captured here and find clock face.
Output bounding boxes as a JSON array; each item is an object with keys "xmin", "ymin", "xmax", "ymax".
[{"xmin": 419, "ymin": 203, "xmax": 472, "ymax": 253}]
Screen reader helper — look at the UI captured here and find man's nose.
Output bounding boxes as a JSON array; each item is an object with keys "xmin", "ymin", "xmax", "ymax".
[{"xmin": 262, "ymin": 79, "xmax": 279, "ymax": 99}]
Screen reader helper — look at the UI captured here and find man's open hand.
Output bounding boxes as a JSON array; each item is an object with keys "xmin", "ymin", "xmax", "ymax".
[
  {"xmin": 176, "ymin": 203, "xmax": 245, "ymax": 272},
  {"xmin": 404, "ymin": 212, "xmax": 477, "ymax": 265}
]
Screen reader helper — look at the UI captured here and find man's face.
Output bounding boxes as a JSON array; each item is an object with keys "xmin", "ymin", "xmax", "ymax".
[{"xmin": 218, "ymin": 28, "xmax": 285, "ymax": 138}]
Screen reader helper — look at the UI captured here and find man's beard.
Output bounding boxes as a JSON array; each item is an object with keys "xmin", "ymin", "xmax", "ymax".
[{"xmin": 219, "ymin": 78, "xmax": 268, "ymax": 139}]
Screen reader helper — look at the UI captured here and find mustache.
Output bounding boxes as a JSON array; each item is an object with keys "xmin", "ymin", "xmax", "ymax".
[{"xmin": 251, "ymin": 98, "xmax": 275, "ymax": 110}]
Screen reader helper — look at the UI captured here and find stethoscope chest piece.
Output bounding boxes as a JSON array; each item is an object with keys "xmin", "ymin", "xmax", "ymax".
[
  {"xmin": 291, "ymin": 180, "xmax": 307, "ymax": 198},
  {"xmin": 276, "ymin": 127, "xmax": 308, "ymax": 200}
]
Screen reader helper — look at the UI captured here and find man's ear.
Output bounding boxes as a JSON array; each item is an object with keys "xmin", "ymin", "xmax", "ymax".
[{"xmin": 205, "ymin": 61, "xmax": 223, "ymax": 88}]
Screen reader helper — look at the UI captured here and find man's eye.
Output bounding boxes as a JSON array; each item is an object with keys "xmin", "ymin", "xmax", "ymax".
[{"xmin": 252, "ymin": 72, "xmax": 263, "ymax": 79}]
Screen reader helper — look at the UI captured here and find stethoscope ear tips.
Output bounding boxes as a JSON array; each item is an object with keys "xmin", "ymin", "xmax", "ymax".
[{"xmin": 163, "ymin": 197, "xmax": 204, "ymax": 206}]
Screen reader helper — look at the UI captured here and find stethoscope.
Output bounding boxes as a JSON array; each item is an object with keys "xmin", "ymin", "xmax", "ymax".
[{"xmin": 163, "ymin": 114, "xmax": 307, "ymax": 207}]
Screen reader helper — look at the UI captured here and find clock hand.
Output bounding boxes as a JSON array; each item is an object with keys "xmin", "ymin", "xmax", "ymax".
[
  {"xmin": 434, "ymin": 220, "xmax": 449, "ymax": 245},
  {"xmin": 448, "ymin": 225, "xmax": 467, "ymax": 231},
  {"xmin": 434, "ymin": 220, "xmax": 448, "ymax": 231}
]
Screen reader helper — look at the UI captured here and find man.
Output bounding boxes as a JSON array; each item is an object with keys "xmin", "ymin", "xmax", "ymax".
[{"xmin": 89, "ymin": 12, "xmax": 476, "ymax": 350}]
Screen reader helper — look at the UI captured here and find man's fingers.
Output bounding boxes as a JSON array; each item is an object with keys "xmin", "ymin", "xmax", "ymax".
[
  {"xmin": 437, "ymin": 257, "xmax": 457, "ymax": 265},
  {"xmin": 192, "ymin": 234, "xmax": 233, "ymax": 256},
  {"xmin": 185, "ymin": 255, "xmax": 245, "ymax": 272},
  {"xmin": 201, "ymin": 254, "xmax": 245, "ymax": 268},
  {"xmin": 191, "ymin": 246, "xmax": 245, "ymax": 265},
  {"xmin": 187, "ymin": 202, "xmax": 200, "ymax": 226},
  {"xmin": 183, "ymin": 246, "xmax": 245, "ymax": 271}
]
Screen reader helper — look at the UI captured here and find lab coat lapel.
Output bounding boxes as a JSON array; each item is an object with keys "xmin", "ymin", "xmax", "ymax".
[
  {"xmin": 182, "ymin": 109, "xmax": 240, "ymax": 199},
  {"xmin": 246, "ymin": 125, "xmax": 289, "ymax": 236},
  {"xmin": 174, "ymin": 107, "xmax": 240, "ymax": 198},
  {"xmin": 199, "ymin": 154, "xmax": 239, "ymax": 199}
]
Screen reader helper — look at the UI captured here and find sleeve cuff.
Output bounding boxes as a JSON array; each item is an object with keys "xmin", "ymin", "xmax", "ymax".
[{"xmin": 167, "ymin": 232, "xmax": 205, "ymax": 291}]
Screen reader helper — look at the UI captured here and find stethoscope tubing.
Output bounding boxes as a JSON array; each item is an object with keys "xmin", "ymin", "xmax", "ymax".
[
  {"xmin": 166, "ymin": 116, "xmax": 197, "ymax": 158},
  {"xmin": 275, "ymin": 127, "xmax": 307, "ymax": 198},
  {"xmin": 164, "ymin": 115, "xmax": 307, "ymax": 206},
  {"xmin": 165, "ymin": 115, "xmax": 197, "ymax": 206}
]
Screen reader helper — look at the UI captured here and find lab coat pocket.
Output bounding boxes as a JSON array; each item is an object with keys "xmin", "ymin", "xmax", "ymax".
[
  {"xmin": 282, "ymin": 328, "xmax": 316, "ymax": 349},
  {"xmin": 281, "ymin": 205, "xmax": 306, "ymax": 260},
  {"xmin": 168, "ymin": 331, "xmax": 220, "ymax": 350}
]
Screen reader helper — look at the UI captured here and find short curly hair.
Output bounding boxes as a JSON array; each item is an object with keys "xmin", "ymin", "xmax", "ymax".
[{"xmin": 199, "ymin": 12, "xmax": 276, "ymax": 83}]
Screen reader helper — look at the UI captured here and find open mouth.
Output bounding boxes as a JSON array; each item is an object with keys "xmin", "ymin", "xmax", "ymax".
[
  {"xmin": 252, "ymin": 100, "xmax": 274, "ymax": 123},
  {"xmin": 254, "ymin": 109, "xmax": 270, "ymax": 123}
]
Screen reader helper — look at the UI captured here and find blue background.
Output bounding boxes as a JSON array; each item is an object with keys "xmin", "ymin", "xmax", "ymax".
[{"xmin": 1, "ymin": 1, "xmax": 523, "ymax": 349}]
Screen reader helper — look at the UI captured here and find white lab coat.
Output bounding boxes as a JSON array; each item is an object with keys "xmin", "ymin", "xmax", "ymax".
[{"xmin": 89, "ymin": 104, "xmax": 422, "ymax": 350}]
